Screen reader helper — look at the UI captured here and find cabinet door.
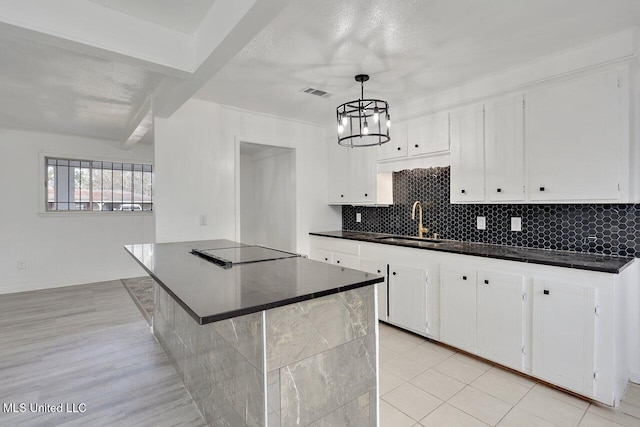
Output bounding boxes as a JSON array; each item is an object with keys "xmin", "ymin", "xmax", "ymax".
[
  {"xmin": 526, "ymin": 71, "xmax": 623, "ymax": 202},
  {"xmin": 360, "ymin": 260, "xmax": 388, "ymax": 321},
  {"xmin": 378, "ymin": 120, "xmax": 408, "ymax": 160},
  {"xmin": 348, "ymin": 146, "xmax": 377, "ymax": 204},
  {"xmin": 327, "ymin": 141, "xmax": 349, "ymax": 204},
  {"xmin": 333, "ymin": 252, "xmax": 360, "ymax": 269},
  {"xmin": 450, "ymin": 104, "xmax": 485, "ymax": 203},
  {"xmin": 477, "ymin": 270, "xmax": 525, "ymax": 370},
  {"xmin": 310, "ymin": 248, "xmax": 333, "ymax": 264},
  {"xmin": 485, "ymin": 94, "xmax": 525, "ymax": 202},
  {"xmin": 440, "ymin": 266, "xmax": 477, "ymax": 353},
  {"xmin": 532, "ymin": 279, "xmax": 595, "ymax": 396},
  {"xmin": 388, "ymin": 264, "xmax": 427, "ymax": 334},
  {"xmin": 408, "ymin": 111, "xmax": 450, "ymax": 156}
]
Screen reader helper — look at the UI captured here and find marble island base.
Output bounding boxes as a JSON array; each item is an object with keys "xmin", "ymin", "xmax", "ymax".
[{"xmin": 153, "ymin": 283, "xmax": 378, "ymax": 427}]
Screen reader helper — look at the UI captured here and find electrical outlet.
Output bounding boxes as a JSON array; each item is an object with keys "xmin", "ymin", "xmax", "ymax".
[
  {"xmin": 200, "ymin": 215, "xmax": 207, "ymax": 226},
  {"xmin": 511, "ymin": 217, "xmax": 522, "ymax": 232},
  {"xmin": 477, "ymin": 216, "xmax": 486, "ymax": 230},
  {"xmin": 17, "ymin": 260, "xmax": 26, "ymax": 270},
  {"xmin": 356, "ymin": 212, "xmax": 361, "ymax": 223}
]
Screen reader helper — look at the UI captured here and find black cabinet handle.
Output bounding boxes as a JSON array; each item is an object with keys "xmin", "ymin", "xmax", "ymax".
[
  {"xmin": 397, "ymin": 147, "xmax": 401, "ymax": 151},
  {"xmin": 336, "ymin": 260, "xmax": 340, "ymax": 264},
  {"xmin": 539, "ymin": 187, "xmax": 545, "ymax": 192},
  {"xmin": 543, "ymin": 290, "xmax": 550, "ymax": 295},
  {"xmin": 414, "ymin": 144, "xmax": 419, "ymax": 148},
  {"xmin": 484, "ymin": 279, "xmax": 489, "ymax": 284},
  {"xmin": 364, "ymin": 193, "xmax": 368, "ymax": 197},
  {"xmin": 461, "ymin": 189, "xmax": 466, "ymax": 194},
  {"xmin": 340, "ymin": 194, "xmax": 344, "ymax": 198},
  {"xmin": 497, "ymin": 188, "xmax": 502, "ymax": 193},
  {"xmin": 377, "ymin": 269, "xmax": 381, "ymax": 273},
  {"xmin": 462, "ymin": 275, "xmax": 467, "ymax": 280},
  {"xmin": 392, "ymin": 272, "xmax": 397, "ymax": 276},
  {"xmin": 324, "ymin": 257, "xmax": 328, "ymax": 261}
]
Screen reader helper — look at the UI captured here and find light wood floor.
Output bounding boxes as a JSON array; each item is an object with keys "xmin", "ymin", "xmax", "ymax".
[{"xmin": 0, "ymin": 280, "xmax": 206, "ymax": 426}]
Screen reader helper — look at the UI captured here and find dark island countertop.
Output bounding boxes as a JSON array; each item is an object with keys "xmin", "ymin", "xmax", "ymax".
[
  {"xmin": 125, "ymin": 239, "xmax": 383, "ymax": 325},
  {"xmin": 310, "ymin": 231, "xmax": 635, "ymax": 274}
]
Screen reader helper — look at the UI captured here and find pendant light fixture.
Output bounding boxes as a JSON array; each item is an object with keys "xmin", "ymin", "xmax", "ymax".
[{"xmin": 336, "ymin": 74, "xmax": 391, "ymax": 147}]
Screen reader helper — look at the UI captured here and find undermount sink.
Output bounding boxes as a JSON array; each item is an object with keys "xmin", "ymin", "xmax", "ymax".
[{"xmin": 375, "ymin": 236, "xmax": 443, "ymax": 244}]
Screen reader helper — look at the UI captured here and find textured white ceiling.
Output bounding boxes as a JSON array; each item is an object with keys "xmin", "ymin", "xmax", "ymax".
[
  {"xmin": 0, "ymin": 32, "xmax": 162, "ymax": 140},
  {"xmin": 194, "ymin": 0, "xmax": 640, "ymax": 125},
  {"xmin": 89, "ymin": 0, "xmax": 217, "ymax": 34}
]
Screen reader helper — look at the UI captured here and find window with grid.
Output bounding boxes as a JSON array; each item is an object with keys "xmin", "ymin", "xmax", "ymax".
[{"xmin": 46, "ymin": 157, "xmax": 153, "ymax": 212}]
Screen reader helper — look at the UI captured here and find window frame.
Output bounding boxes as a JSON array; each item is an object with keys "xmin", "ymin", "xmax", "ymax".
[{"xmin": 39, "ymin": 152, "xmax": 154, "ymax": 215}]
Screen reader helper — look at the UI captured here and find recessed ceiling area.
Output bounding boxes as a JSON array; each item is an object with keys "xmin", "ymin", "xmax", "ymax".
[
  {"xmin": 194, "ymin": 0, "xmax": 640, "ymax": 125},
  {"xmin": 89, "ymin": 0, "xmax": 217, "ymax": 34}
]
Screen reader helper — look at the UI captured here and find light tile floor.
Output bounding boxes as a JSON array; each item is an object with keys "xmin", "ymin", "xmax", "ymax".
[{"xmin": 378, "ymin": 321, "xmax": 640, "ymax": 427}]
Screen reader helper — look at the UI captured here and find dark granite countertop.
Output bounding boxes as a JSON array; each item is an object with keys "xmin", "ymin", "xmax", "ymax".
[
  {"xmin": 125, "ymin": 239, "xmax": 383, "ymax": 325},
  {"xmin": 310, "ymin": 231, "xmax": 635, "ymax": 274}
]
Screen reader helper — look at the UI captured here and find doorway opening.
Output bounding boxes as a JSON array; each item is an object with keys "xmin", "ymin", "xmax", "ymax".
[{"xmin": 238, "ymin": 142, "xmax": 296, "ymax": 252}]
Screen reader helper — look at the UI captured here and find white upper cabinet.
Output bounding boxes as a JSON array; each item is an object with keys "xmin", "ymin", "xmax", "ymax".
[
  {"xmin": 327, "ymin": 140, "xmax": 350, "ymax": 204},
  {"xmin": 526, "ymin": 70, "xmax": 626, "ymax": 202},
  {"xmin": 485, "ymin": 94, "xmax": 525, "ymax": 202},
  {"xmin": 348, "ymin": 146, "xmax": 377, "ymax": 204},
  {"xmin": 378, "ymin": 120, "xmax": 408, "ymax": 160},
  {"xmin": 408, "ymin": 111, "xmax": 450, "ymax": 156},
  {"xmin": 327, "ymin": 141, "xmax": 393, "ymax": 206},
  {"xmin": 450, "ymin": 103, "xmax": 485, "ymax": 203}
]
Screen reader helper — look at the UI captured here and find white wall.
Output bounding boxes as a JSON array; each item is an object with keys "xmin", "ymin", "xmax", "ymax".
[
  {"xmin": 239, "ymin": 153, "xmax": 255, "ymax": 243},
  {"xmin": 0, "ymin": 129, "xmax": 155, "ymax": 294},
  {"xmin": 154, "ymin": 99, "xmax": 341, "ymax": 255}
]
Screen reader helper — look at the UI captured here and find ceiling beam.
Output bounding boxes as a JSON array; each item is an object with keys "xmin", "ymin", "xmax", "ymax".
[{"xmin": 152, "ymin": 0, "xmax": 294, "ymax": 118}]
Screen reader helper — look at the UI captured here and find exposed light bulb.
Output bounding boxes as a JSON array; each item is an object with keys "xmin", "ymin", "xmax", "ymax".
[
  {"xmin": 362, "ymin": 120, "xmax": 369, "ymax": 135},
  {"xmin": 338, "ymin": 123, "xmax": 344, "ymax": 134},
  {"xmin": 386, "ymin": 114, "xmax": 391, "ymax": 129},
  {"xmin": 373, "ymin": 107, "xmax": 379, "ymax": 123},
  {"xmin": 341, "ymin": 114, "xmax": 348, "ymax": 127}
]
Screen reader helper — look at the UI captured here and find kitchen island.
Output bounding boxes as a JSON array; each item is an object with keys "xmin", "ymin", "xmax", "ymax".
[{"xmin": 125, "ymin": 239, "xmax": 383, "ymax": 427}]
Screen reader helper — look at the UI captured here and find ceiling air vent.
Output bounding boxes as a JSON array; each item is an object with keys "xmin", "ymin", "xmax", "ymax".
[{"xmin": 300, "ymin": 87, "xmax": 332, "ymax": 98}]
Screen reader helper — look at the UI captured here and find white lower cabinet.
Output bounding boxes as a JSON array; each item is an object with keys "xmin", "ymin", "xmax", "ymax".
[
  {"xmin": 532, "ymin": 278, "xmax": 596, "ymax": 397},
  {"xmin": 310, "ymin": 235, "xmax": 635, "ymax": 405},
  {"xmin": 360, "ymin": 259, "xmax": 388, "ymax": 321},
  {"xmin": 476, "ymin": 270, "xmax": 525, "ymax": 371},
  {"xmin": 440, "ymin": 266, "xmax": 478, "ymax": 354},
  {"xmin": 388, "ymin": 264, "xmax": 428, "ymax": 334}
]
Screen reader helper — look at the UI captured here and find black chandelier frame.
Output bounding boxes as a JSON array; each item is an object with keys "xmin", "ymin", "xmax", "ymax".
[{"xmin": 336, "ymin": 74, "xmax": 391, "ymax": 148}]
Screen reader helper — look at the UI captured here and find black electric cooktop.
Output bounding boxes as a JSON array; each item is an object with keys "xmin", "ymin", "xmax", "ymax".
[{"xmin": 191, "ymin": 245, "xmax": 300, "ymax": 268}]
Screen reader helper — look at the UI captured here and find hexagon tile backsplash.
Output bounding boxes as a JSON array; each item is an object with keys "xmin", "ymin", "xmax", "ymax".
[{"xmin": 342, "ymin": 167, "xmax": 640, "ymax": 258}]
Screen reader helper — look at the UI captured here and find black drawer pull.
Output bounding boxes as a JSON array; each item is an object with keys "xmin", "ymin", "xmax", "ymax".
[
  {"xmin": 461, "ymin": 189, "xmax": 466, "ymax": 194},
  {"xmin": 543, "ymin": 290, "xmax": 550, "ymax": 295},
  {"xmin": 397, "ymin": 147, "xmax": 401, "ymax": 151},
  {"xmin": 392, "ymin": 272, "xmax": 397, "ymax": 276},
  {"xmin": 414, "ymin": 144, "xmax": 419, "ymax": 148},
  {"xmin": 377, "ymin": 269, "xmax": 381, "ymax": 273},
  {"xmin": 497, "ymin": 188, "xmax": 502, "ymax": 193},
  {"xmin": 324, "ymin": 257, "xmax": 328, "ymax": 261},
  {"xmin": 484, "ymin": 279, "xmax": 489, "ymax": 284},
  {"xmin": 364, "ymin": 193, "xmax": 368, "ymax": 197},
  {"xmin": 336, "ymin": 260, "xmax": 340, "ymax": 264},
  {"xmin": 539, "ymin": 187, "xmax": 545, "ymax": 192},
  {"xmin": 340, "ymin": 194, "xmax": 344, "ymax": 198},
  {"xmin": 462, "ymin": 275, "xmax": 467, "ymax": 280}
]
